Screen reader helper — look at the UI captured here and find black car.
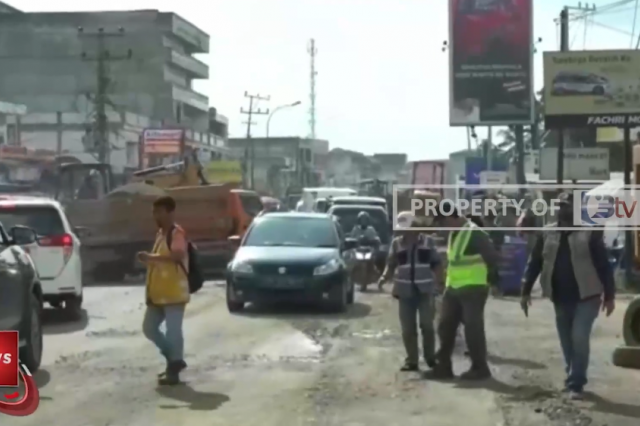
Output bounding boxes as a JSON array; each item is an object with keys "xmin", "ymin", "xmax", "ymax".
[
  {"xmin": 225, "ymin": 213, "xmax": 356, "ymax": 312},
  {"xmin": 0, "ymin": 223, "xmax": 44, "ymax": 373},
  {"xmin": 327, "ymin": 204, "xmax": 391, "ymax": 271}
]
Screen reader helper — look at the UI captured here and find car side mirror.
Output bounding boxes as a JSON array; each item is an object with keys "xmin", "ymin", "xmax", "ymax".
[
  {"xmin": 10, "ymin": 226, "xmax": 38, "ymax": 245},
  {"xmin": 228, "ymin": 235, "xmax": 241, "ymax": 246},
  {"xmin": 343, "ymin": 238, "xmax": 358, "ymax": 251}
]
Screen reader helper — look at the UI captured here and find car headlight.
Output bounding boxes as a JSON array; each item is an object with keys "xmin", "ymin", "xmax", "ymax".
[
  {"xmin": 314, "ymin": 258, "xmax": 340, "ymax": 276},
  {"xmin": 232, "ymin": 262, "xmax": 253, "ymax": 274}
]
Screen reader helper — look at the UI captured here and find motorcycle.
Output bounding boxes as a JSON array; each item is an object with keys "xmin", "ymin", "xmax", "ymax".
[{"xmin": 351, "ymin": 244, "xmax": 379, "ymax": 291}]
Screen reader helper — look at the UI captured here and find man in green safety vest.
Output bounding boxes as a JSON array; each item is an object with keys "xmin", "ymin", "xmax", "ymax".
[{"xmin": 427, "ymin": 200, "xmax": 500, "ymax": 380}]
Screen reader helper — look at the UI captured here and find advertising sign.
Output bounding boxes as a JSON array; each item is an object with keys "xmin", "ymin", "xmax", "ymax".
[
  {"xmin": 204, "ymin": 160, "xmax": 242, "ymax": 184},
  {"xmin": 543, "ymin": 50, "xmax": 640, "ymax": 127},
  {"xmin": 464, "ymin": 156, "xmax": 508, "ymax": 184},
  {"xmin": 449, "ymin": 0, "xmax": 534, "ymax": 126},
  {"xmin": 539, "ymin": 147, "xmax": 610, "ymax": 181},
  {"xmin": 142, "ymin": 128, "xmax": 184, "ymax": 154}
]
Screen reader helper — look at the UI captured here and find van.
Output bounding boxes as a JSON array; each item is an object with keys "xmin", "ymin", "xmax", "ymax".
[{"xmin": 230, "ymin": 189, "xmax": 263, "ymax": 236}]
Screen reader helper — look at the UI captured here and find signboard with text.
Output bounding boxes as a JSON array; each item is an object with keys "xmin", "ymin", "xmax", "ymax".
[
  {"xmin": 539, "ymin": 147, "xmax": 610, "ymax": 181},
  {"xmin": 543, "ymin": 50, "xmax": 640, "ymax": 127},
  {"xmin": 449, "ymin": 0, "xmax": 534, "ymax": 126}
]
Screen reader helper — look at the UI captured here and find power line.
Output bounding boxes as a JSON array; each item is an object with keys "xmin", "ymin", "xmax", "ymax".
[
  {"xmin": 240, "ymin": 92, "xmax": 270, "ymax": 189},
  {"xmin": 78, "ymin": 26, "xmax": 133, "ymax": 164}
]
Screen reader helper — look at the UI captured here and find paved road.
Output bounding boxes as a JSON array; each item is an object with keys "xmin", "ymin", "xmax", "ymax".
[{"xmin": 2, "ymin": 281, "xmax": 639, "ymax": 425}]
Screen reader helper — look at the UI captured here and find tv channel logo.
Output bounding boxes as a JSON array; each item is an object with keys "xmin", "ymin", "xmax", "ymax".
[
  {"xmin": 0, "ymin": 331, "xmax": 39, "ymax": 417},
  {"xmin": 574, "ymin": 189, "xmax": 640, "ymax": 227}
]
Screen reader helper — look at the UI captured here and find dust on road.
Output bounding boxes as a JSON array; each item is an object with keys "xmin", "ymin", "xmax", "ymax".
[{"xmin": 3, "ymin": 282, "xmax": 639, "ymax": 426}]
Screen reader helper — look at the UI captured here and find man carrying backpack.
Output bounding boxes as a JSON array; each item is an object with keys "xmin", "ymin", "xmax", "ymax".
[{"xmin": 137, "ymin": 195, "xmax": 202, "ymax": 385}]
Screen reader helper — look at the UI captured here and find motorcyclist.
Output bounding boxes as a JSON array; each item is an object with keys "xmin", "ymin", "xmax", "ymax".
[
  {"xmin": 349, "ymin": 211, "xmax": 380, "ymax": 290},
  {"xmin": 349, "ymin": 211, "xmax": 380, "ymax": 243}
]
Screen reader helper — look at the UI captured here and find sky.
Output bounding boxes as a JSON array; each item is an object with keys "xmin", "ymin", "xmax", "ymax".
[{"xmin": 9, "ymin": 0, "xmax": 640, "ymax": 160}]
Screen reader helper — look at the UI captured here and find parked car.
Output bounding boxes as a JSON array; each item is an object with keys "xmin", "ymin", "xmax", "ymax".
[
  {"xmin": 0, "ymin": 221, "xmax": 44, "ymax": 373},
  {"xmin": 225, "ymin": 212, "xmax": 356, "ymax": 312},
  {"xmin": 552, "ymin": 71, "xmax": 612, "ymax": 96},
  {"xmin": 0, "ymin": 197, "xmax": 83, "ymax": 319}
]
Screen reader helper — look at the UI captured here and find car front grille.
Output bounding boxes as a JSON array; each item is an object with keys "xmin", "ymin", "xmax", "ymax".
[{"xmin": 252, "ymin": 264, "xmax": 315, "ymax": 277}]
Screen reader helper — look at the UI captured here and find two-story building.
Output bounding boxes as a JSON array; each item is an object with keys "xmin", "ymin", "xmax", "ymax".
[{"xmin": 227, "ymin": 137, "xmax": 328, "ymax": 196}]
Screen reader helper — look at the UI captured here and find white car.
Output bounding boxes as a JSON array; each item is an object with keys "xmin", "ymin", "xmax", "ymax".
[{"xmin": 0, "ymin": 196, "xmax": 83, "ymax": 319}]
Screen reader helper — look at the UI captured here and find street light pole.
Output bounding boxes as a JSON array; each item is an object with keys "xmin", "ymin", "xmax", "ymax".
[{"xmin": 266, "ymin": 101, "xmax": 301, "ymax": 137}]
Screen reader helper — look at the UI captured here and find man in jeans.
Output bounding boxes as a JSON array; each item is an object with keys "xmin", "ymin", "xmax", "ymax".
[
  {"xmin": 377, "ymin": 211, "xmax": 442, "ymax": 372},
  {"xmin": 138, "ymin": 196, "xmax": 190, "ymax": 385},
  {"xmin": 521, "ymin": 193, "xmax": 615, "ymax": 399}
]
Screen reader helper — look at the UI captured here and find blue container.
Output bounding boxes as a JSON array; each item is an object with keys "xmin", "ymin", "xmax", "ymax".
[{"xmin": 498, "ymin": 236, "xmax": 529, "ymax": 295}]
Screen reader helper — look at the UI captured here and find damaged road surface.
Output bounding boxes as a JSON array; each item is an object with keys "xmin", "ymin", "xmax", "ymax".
[{"xmin": 4, "ymin": 282, "xmax": 640, "ymax": 426}]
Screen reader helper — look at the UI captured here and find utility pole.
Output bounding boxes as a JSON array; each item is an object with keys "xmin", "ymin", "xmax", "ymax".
[
  {"xmin": 557, "ymin": 7, "xmax": 569, "ymax": 186},
  {"xmin": 307, "ymin": 39, "xmax": 317, "ymax": 139},
  {"xmin": 79, "ymin": 26, "xmax": 132, "ymax": 164},
  {"xmin": 240, "ymin": 92, "xmax": 270, "ymax": 189}
]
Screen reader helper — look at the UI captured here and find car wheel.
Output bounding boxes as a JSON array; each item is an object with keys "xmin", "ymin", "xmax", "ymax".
[
  {"xmin": 329, "ymin": 283, "xmax": 348, "ymax": 313},
  {"xmin": 20, "ymin": 291, "xmax": 43, "ymax": 374},
  {"xmin": 64, "ymin": 294, "xmax": 83, "ymax": 321},
  {"xmin": 593, "ymin": 86, "xmax": 605, "ymax": 95},
  {"xmin": 226, "ymin": 283, "xmax": 245, "ymax": 313}
]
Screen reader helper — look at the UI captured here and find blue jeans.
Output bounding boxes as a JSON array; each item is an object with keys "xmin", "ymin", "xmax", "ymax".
[
  {"xmin": 142, "ymin": 304, "xmax": 186, "ymax": 362},
  {"xmin": 554, "ymin": 298, "xmax": 600, "ymax": 391}
]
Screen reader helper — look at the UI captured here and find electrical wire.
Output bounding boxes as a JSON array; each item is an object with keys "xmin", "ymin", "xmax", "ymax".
[
  {"xmin": 590, "ymin": 19, "xmax": 635, "ymax": 36},
  {"xmin": 570, "ymin": 19, "xmax": 583, "ymax": 49},
  {"xmin": 632, "ymin": 0, "xmax": 640, "ymax": 47}
]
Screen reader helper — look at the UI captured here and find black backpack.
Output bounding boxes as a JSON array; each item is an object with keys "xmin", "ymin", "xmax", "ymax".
[{"xmin": 166, "ymin": 226, "xmax": 204, "ymax": 294}]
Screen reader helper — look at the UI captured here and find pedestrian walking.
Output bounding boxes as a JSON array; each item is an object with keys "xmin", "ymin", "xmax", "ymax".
[
  {"xmin": 377, "ymin": 211, "xmax": 443, "ymax": 372},
  {"xmin": 427, "ymin": 201, "xmax": 499, "ymax": 380},
  {"xmin": 137, "ymin": 195, "xmax": 190, "ymax": 385},
  {"xmin": 520, "ymin": 192, "xmax": 615, "ymax": 400}
]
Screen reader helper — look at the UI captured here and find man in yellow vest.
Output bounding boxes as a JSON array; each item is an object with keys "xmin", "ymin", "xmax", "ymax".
[{"xmin": 427, "ymin": 200, "xmax": 499, "ymax": 380}]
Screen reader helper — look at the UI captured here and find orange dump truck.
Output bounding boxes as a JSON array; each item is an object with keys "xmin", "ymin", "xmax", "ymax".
[{"xmin": 55, "ymin": 160, "xmax": 253, "ymax": 283}]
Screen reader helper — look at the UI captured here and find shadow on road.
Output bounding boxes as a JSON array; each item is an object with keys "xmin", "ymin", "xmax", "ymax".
[
  {"xmin": 454, "ymin": 377, "xmax": 556, "ymax": 402},
  {"xmin": 156, "ymin": 385, "xmax": 230, "ymax": 411},
  {"xmin": 34, "ymin": 368, "xmax": 51, "ymax": 389},
  {"xmin": 488, "ymin": 354, "xmax": 547, "ymax": 370},
  {"xmin": 43, "ymin": 309, "xmax": 89, "ymax": 335},
  {"xmin": 238, "ymin": 301, "xmax": 372, "ymax": 320},
  {"xmin": 584, "ymin": 392, "xmax": 640, "ymax": 419}
]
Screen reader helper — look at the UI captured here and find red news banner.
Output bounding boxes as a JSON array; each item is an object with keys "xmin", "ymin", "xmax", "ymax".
[{"xmin": 0, "ymin": 331, "xmax": 39, "ymax": 416}]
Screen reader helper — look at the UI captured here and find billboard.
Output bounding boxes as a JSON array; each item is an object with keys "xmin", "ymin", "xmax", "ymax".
[
  {"xmin": 539, "ymin": 147, "xmax": 609, "ymax": 181},
  {"xmin": 449, "ymin": 0, "xmax": 534, "ymax": 126},
  {"xmin": 142, "ymin": 128, "xmax": 184, "ymax": 154},
  {"xmin": 543, "ymin": 50, "xmax": 640, "ymax": 127}
]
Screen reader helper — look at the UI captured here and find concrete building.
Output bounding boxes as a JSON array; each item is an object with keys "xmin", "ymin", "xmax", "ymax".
[
  {"xmin": 0, "ymin": 5, "xmax": 229, "ymax": 168},
  {"xmin": 0, "ymin": 8, "xmax": 209, "ymax": 129},
  {"xmin": 227, "ymin": 137, "xmax": 327, "ymax": 196},
  {"xmin": 325, "ymin": 148, "xmax": 381, "ymax": 187},
  {"xmin": 372, "ymin": 153, "xmax": 407, "ymax": 182}
]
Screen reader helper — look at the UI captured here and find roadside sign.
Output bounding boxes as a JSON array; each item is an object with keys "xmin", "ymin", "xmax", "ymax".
[{"xmin": 480, "ymin": 171, "xmax": 508, "ymax": 185}]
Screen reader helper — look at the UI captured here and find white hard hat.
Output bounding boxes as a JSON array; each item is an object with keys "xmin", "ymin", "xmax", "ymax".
[{"xmin": 396, "ymin": 211, "xmax": 416, "ymax": 229}]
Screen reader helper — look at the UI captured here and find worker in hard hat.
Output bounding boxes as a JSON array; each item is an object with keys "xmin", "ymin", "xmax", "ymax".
[{"xmin": 377, "ymin": 211, "xmax": 443, "ymax": 372}]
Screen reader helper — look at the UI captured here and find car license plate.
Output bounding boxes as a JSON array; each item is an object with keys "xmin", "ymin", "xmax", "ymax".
[{"xmin": 275, "ymin": 277, "xmax": 300, "ymax": 287}]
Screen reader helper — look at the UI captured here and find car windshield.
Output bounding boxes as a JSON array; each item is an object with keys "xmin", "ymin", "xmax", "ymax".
[
  {"xmin": 244, "ymin": 217, "xmax": 339, "ymax": 248},
  {"xmin": 330, "ymin": 208, "xmax": 390, "ymax": 243},
  {"xmin": 0, "ymin": 206, "xmax": 65, "ymax": 236}
]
